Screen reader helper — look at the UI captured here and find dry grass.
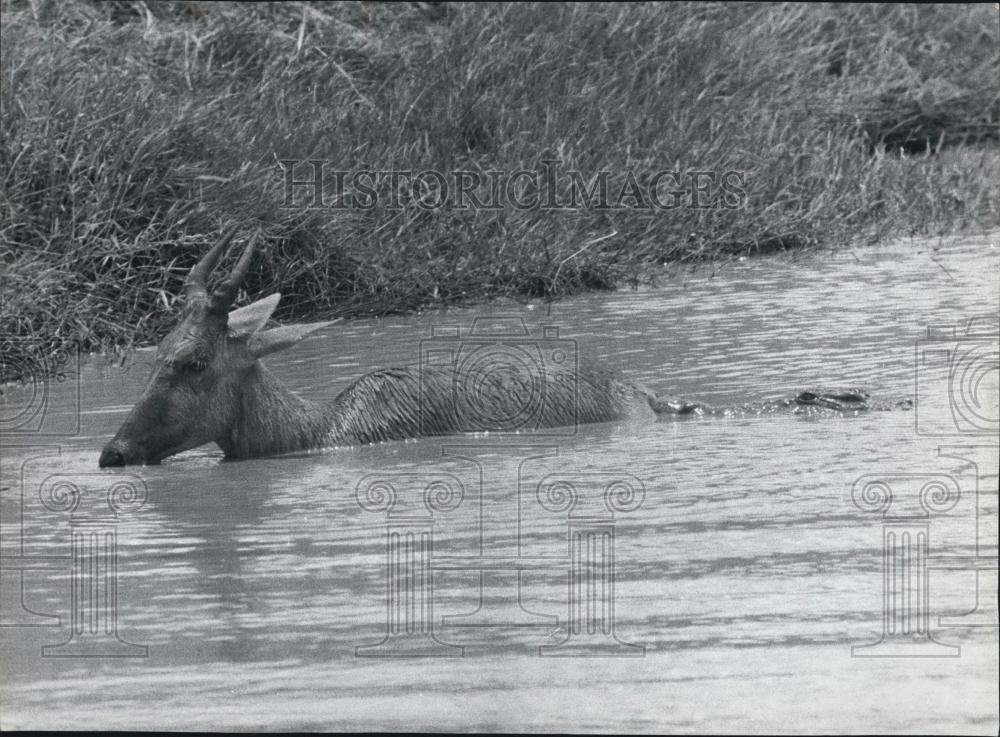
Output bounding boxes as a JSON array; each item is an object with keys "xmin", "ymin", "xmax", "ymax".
[{"xmin": 2, "ymin": 1, "xmax": 998, "ymax": 378}]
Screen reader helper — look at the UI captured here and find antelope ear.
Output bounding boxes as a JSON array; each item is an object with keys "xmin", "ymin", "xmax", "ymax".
[
  {"xmin": 228, "ymin": 293, "xmax": 281, "ymax": 337},
  {"xmin": 247, "ymin": 320, "xmax": 340, "ymax": 358}
]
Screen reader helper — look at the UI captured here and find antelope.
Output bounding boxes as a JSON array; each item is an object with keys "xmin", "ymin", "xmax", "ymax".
[{"xmin": 98, "ymin": 227, "xmax": 647, "ymax": 466}]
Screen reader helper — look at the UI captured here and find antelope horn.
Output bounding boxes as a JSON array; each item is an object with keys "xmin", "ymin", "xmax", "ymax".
[
  {"xmin": 185, "ymin": 223, "xmax": 241, "ymax": 302},
  {"xmin": 210, "ymin": 229, "xmax": 260, "ymax": 314}
]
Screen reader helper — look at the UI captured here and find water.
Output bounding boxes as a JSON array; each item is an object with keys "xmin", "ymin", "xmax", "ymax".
[{"xmin": 2, "ymin": 234, "xmax": 998, "ymax": 733}]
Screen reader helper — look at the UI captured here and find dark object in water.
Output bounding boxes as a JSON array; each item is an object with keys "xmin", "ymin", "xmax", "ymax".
[{"xmin": 647, "ymin": 387, "xmax": 913, "ymax": 418}]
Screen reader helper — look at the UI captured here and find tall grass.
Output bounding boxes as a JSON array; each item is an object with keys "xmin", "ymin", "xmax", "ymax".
[{"xmin": 2, "ymin": 1, "xmax": 998, "ymax": 378}]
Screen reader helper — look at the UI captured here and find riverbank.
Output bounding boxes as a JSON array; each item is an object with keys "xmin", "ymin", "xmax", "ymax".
[{"xmin": 2, "ymin": 1, "xmax": 998, "ymax": 378}]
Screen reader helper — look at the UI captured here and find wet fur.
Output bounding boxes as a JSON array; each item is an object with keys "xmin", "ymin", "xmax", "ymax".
[{"xmin": 218, "ymin": 360, "xmax": 644, "ymax": 458}]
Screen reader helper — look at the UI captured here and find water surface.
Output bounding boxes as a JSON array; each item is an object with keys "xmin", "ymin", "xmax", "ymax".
[{"xmin": 2, "ymin": 234, "xmax": 998, "ymax": 733}]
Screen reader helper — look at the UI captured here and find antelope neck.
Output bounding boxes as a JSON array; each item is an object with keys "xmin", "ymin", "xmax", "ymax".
[{"xmin": 217, "ymin": 363, "xmax": 339, "ymax": 458}]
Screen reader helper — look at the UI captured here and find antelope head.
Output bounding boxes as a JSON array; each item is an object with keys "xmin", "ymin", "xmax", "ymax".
[{"xmin": 99, "ymin": 227, "xmax": 333, "ymax": 467}]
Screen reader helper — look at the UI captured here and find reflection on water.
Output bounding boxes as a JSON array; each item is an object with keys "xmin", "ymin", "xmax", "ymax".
[{"xmin": 2, "ymin": 234, "xmax": 998, "ymax": 732}]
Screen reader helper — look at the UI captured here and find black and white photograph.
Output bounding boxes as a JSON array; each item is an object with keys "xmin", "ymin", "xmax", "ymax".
[{"xmin": 1, "ymin": 1, "xmax": 998, "ymax": 732}]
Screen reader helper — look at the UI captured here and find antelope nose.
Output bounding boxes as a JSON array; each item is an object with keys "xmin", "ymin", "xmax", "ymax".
[{"xmin": 99, "ymin": 446, "xmax": 126, "ymax": 468}]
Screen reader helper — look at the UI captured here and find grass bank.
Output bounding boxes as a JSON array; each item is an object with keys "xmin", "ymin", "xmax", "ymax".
[{"xmin": 2, "ymin": 1, "xmax": 998, "ymax": 378}]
